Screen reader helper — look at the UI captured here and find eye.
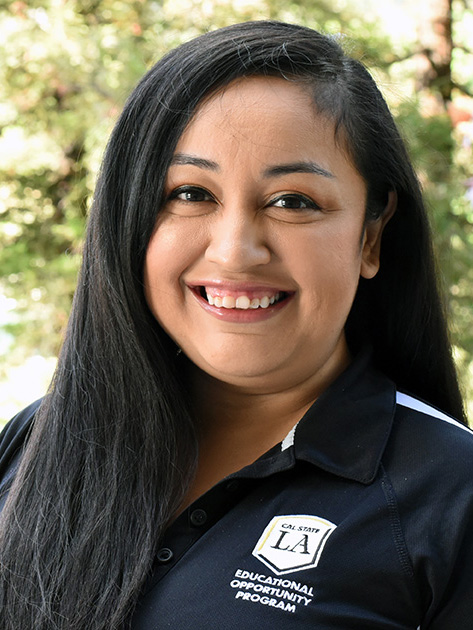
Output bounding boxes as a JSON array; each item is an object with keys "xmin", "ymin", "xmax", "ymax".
[
  {"xmin": 269, "ymin": 194, "xmax": 321, "ymax": 211},
  {"xmin": 167, "ymin": 185, "xmax": 213, "ymax": 203}
]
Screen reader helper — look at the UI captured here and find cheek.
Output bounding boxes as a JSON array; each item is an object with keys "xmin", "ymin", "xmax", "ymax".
[
  {"xmin": 295, "ymin": 232, "xmax": 363, "ymax": 291},
  {"xmin": 144, "ymin": 219, "xmax": 208, "ymax": 321},
  {"xmin": 144, "ymin": 227, "xmax": 185, "ymax": 309},
  {"xmin": 293, "ymin": 236, "xmax": 364, "ymax": 337}
]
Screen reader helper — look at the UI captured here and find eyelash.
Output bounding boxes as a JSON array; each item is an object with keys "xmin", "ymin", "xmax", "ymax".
[
  {"xmin": 167, "ymin": 186, "xmax": 214, "ymax": 203},
  {"xmin": 166, "ymin": 186, "xmax": 321, "ymax": 212},
  {"xmin": 269, "ymin": 194, "xmax": 321, "ymax": 211}
]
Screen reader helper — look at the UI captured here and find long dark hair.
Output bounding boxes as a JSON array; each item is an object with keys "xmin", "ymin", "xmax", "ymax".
[{"xmin": 0, "ymin": 21, "xmax": 464, "ymax": 629}]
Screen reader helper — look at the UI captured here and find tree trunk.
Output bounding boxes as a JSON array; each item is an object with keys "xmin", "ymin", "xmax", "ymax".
[{"xmin": 415, "ymin": 0, "xmax": 453, "ymax": 103}]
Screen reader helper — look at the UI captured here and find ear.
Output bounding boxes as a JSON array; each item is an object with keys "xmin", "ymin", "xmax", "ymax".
[{"xmin": 360, "ymin": 190, "xmax": 397, "ymax": 279}]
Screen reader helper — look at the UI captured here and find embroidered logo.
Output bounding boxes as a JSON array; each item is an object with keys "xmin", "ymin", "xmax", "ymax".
[{"xmin": 252, "ymin": 514, "xmax": 337, "ymax": 575}]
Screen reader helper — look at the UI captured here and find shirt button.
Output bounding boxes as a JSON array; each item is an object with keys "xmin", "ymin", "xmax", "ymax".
[
  {"xmin": 190, "ymin": 508, "xmax": 208, "ymax": 527},
  {"xmin": 156, "ymin": 548, "xmax": 173, "ymax": 563}
]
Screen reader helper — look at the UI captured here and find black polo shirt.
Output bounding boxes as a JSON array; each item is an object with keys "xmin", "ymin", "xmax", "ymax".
[{"xmin": 1, "ymin": 352, "xmax": 473, "ymax": 628}]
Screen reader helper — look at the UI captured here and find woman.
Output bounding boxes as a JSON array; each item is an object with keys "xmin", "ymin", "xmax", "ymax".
[{"xmin": 0, "ymin": 21, "xmax": 472, "ymax": 629}]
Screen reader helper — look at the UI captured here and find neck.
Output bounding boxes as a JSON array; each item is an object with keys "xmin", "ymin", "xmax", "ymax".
[
  {"xmin": 190, "ymin": 337, "xmax": 351, "ymax": 434},
  {"xmin": 178, "ymin": 341, "xmax": 351, "ymax": 509}
]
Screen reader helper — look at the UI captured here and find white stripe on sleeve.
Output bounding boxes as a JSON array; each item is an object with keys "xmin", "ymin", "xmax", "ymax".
[{"xmin": 396, "ymin": 392, "xmax": 472, "ymax": 435}]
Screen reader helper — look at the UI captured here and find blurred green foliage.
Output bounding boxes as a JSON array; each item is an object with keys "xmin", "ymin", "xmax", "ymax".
[{"xmin": 1, "ymin": 0, "xmax": 472, "ymax": 418}]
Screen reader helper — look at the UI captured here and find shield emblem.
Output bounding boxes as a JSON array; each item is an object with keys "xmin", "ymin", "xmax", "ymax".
[{"xmin": 252, "ymin": 514, "xmax": 337, "ymax": 576}]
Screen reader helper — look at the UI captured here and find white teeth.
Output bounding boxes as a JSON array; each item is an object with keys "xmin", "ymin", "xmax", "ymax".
[
  {"xmin": 204, "ymin": 289, "xmax": 283, "ymax": 310},
  {"xmin": 222, "ymin": 295, "xmax": 235, "ymax": 309},
  {"xmin": 235, "ymin": 296, "xmax": 251, "ymax": 309}
]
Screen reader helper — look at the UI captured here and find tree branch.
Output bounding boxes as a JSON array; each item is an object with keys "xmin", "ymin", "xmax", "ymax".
[
  {"xmin": 452, "ymin": 81, "xmax": 473, "ymax": 97},
  {"xmin": 388, "ymin": 47, "xmax": 432, "ymax": 64},
  {"xmin": 453, "ymin": 44, "xmax": 473, "ymax": 56}
]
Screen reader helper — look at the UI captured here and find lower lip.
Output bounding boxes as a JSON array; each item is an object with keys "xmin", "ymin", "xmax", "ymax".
[{"xmin": 190, "ymin": 289, "xmax": 294, "ymax": 323}]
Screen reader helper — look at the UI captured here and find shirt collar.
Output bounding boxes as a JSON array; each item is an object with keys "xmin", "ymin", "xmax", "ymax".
[{"xmin": 292, "ymin": 349, "xmax": 396, "ymax": 484}]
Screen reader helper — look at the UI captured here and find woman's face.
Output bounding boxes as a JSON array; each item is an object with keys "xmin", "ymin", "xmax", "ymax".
[{"xmin": 144, "ymin": 77, "xmax": 386, "ymax": 394}]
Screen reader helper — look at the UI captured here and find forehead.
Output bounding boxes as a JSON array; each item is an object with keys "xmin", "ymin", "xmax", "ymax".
[
  {"xmin": 196, "ymin": 75, "xmax": 314, "ymax": 119},
  {"xmin": 183, "ymin": 76, "xmax": 327, "ymax": 146},
  {"xmin": 173, "ymin": 76, "xmax": 361, "ymax": 189}
]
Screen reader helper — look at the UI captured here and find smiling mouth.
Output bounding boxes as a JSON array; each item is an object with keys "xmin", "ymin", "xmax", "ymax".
[{"xmin": 197, "ymin": 287, "xmax": 289, "ymax": 310}]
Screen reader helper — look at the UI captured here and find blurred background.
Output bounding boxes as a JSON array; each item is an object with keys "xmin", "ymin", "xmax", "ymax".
[{"xmin": 1, "ymin": 0, "xmax": 472, "ymax": 426}]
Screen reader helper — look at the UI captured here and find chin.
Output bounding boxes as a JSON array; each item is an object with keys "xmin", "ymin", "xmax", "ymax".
[{"xmin": 188, "ymin": 353, "xmax": 282, "ymax": 386}]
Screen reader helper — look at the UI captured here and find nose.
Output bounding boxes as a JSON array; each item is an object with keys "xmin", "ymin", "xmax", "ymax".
[{"xmin": 205, "ymin": 206, "xmax": 271, "ymax": 271}]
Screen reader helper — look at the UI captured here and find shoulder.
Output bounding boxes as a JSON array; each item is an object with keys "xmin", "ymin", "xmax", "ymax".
[
  {"xmin": 0, "ymin": 399, "xmax": 42, "ymax": 477},
  {"xmin": 384, "ymin": 393, "xmax": 473, "ymax": 624},
  {"xmin": 392, "ymin": 390, "xmax": 473, "ymax": 462},
  {"xmin": 383, "ymin": 389, "xmax": 473, "ymax": 511},
  {"xmin": 395, "ymin": 391, "xmax": 471, "ymax": 437}
]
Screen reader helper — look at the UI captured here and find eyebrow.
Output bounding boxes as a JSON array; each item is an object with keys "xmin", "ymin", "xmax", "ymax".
[
  {"xmin": 170, "ymin": 154, "xmax": 334, "ymax": 179},
  {"xmin": 170, "ymin": 153, "xmax": 220, "ymax": 171},
  {"xmin": 263, "ymin": 161, "xmax": 334, "ymax": 179}
]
